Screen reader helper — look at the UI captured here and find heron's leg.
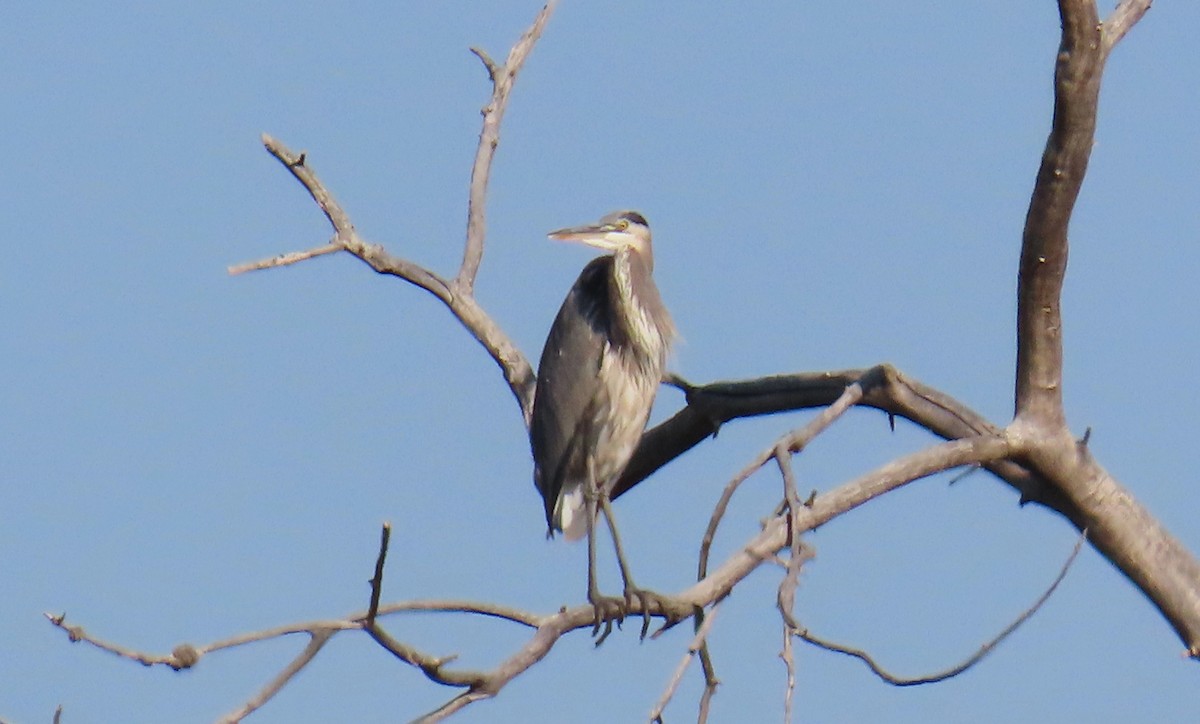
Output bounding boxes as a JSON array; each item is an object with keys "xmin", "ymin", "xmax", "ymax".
[
  {"xmin": 597, "ymin": 493, "xmax": 684, "ymax": 640},
  {"xmin": 598, "ymin": 493, "xmax": 639, "ymax": 594},
  {"xmin": 584, "ymin": 459, "xmax": 625, "ymax": 643}
]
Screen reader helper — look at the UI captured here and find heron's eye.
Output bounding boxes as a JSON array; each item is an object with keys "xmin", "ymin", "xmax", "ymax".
[{"xmin": 615, "ymin": 219, "xmax": 630, "ymax": 231}]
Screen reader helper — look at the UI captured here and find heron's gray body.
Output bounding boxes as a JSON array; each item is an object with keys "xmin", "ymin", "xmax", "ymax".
[{"xmin": 530, "ymin": 212, "xmax": 674, "ymax": 540}]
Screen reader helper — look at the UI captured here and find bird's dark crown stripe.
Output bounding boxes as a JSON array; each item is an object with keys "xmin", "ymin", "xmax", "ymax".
[{"xmin": 620, "ymin": 211, "xmax": 648, "ymax": 227}]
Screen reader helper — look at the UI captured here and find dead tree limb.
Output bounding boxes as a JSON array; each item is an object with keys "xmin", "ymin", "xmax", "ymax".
[
  {"xmin": 228, "ymin": 4, "xmax": 558, "ymax": 421},
  {"xmin": 793, "ymin": 532, "xmax": 1088, "ymax": 686},
  {"xmin": 1002, "ymin": 0, "xmax": 1200, "ymax": 656}
]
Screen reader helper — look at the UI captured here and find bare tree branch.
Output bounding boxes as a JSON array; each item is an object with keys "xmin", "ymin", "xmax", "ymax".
[
  {"xmin": 782, "ymin": 626, "xmax": 797, "ymax": 724},
  {"xmin": 697, "ymin": 379, "xmax": 863, "ymax": 583},
  {"xmin": 362, "ymin": 526, "xmax": 508, "ymax": 689},
  {"xmin": 794, "ymin": 532, "xmax": 1087, "ymax": 686},
  {"xmin": 370, "ymin": 599, "xmax": 545, "ymax": 628},
  {"xmin": 44, "ymin": 612, "xmax": 214, "ymax": 670},
  {"xmin": 458, "ymin": 1, "xmax": 559, "ymax": 293},
  {"xmin": 234, "ymin": 135, "xmax": 453, "ymax": 295},
  {"xmin": 683, "ymin": 435, "xmax": 1019, "ymax": 607},
  {"xmin": 1013, "ymin": 0, "xmax": 1151, "ymax": 428},
  {"xmin": 623, "ymin": 76, "xmax": 1200, "ymax": 651},
  {"xmin": 1021, "ymin": 439, "xmax": 1200, "ymax": 655},
  {"xmin": 227, "ymin": 242, "xmax": 341, "ymax": 274},
  {"xmin": 1013, "ymin": 0, "xmax": 1103, "ymax": 427},
  {"xmin": 227, "ymin": 7, "xmax": 551, "ymax": 418},
  {"xmin": 618, "ymin": 366, "xmax": 1053, "ymax": 508},
  {"xmin": 1103, "ymin": 0, "xmax": 1153, "ymax": 51},
  {"xmin": 775, "ymin": 443, "xmax": 816, "ymax": 632},
  {"xmin": 367, "ymin": 522, "xmax": 391, "ymax": 626},
  {"xmin": 685, "ymin": 604, "xmax": 721, "ymax": 724},
  {"xmin": 216, "ymin": 629, "xmax": 334, "ymax": 724},
  {"xmin": 775, "ymin": 443, "xmax": 814, "ymax": 724},
  {"xmin": 1002, "ymin": 0, "xmax": 1200, "ymax": 656},
  {"xmin": 649, "ymin": 605, "xmax": 721, "ymax": 723},
  {"xmin": 696, "ymin": 643, "xmax": 719, "ymax": 724},
  {"xmin": 54, "ymin": 435, "xmax": 1004, "ymax": 718}
]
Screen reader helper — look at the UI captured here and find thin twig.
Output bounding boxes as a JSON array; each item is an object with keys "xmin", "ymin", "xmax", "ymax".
[
  {"xmin": 370, "ymin": 599, "xmax": 545, "ymax": 628},
  {"xmin": 697, "ymin": 381, "xmax": 863, "ymax": 585},
  {"xmin": 782, "ymin": 626, "xmax": 796, "ymax": 724},
  {"xmin": 648, "ymin": 605, "xmax": 721, "ymax": 723},
  {"xmin": 946, "ymin": 464, "xmax": 982, "ymax": 486},
  {"xmin": 227, "ymin": 242, "xmax": 341, "ymax": 275},
  {"xmin": 468, "ymin": 47, "xmax": 499, "ymax": 82},
  {"xmin": 684, "ymin": 434, "xmax": 1021, "ymax": 608},
  {"xmin": 1102, "ymin": 0, "xmax": 1152, "ymax": 52},
  {"xmin": 775, "ymin": 443, "xmax": 814, "ymax": 724},
  {"xmin": 239, "ymin": 135, "xmax": 452, "ymax": 299},
  {"xmin": 794, "ymin": 532, "xmax": 1087, "ymax": 685},
  {"xmin": 358, "ymin": 523, "xmax": 491, "ymax": 688},
  {"xmin": 369, "ymin": 622, "xmax": 485, "ymax": 688},
  {"xmin": 367, "ymin": 522, "xmax": 392, "ymax": 626},
  {"xmin": 774, "ymin": 445, "xmax": 815, "ymax": 626},
  {"xmin": 43, "ymin": 612, "xmax": 207, "ymax": 670},
  {"xmin": 260, "ymin": 135, "xmax": 354, "ymax": 233},
  {"xmin": 230, "ymin": 43, "xmax": 542, "ymax": 418},
  {"xmin": 217, "ymin": 628, "xmax": 335, "ymax": 723},
  {"xmin": 458, "ymin": 0, "xmax": 558, "ymax": 292},
  {"xmin": 696, "ymin": 640, "xmax": 719, "ymax": 724}
]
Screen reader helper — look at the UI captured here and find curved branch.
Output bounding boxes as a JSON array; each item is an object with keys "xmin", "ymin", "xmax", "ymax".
[
  {"xmin": 794, "ymin": 532, "xmax": 1086, "ymax": 686},
  {"xmin": 1018, "ymin": 435, "xmax": 1200, "ymax": 656}
]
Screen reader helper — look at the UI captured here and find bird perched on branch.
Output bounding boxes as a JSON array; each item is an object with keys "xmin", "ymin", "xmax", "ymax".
[{"xmin": 529, "ymin": 210, "xmax": 676, "ymax": 637}]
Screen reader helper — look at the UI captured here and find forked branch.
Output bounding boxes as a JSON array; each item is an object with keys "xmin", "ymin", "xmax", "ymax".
[
  {"xmin": 47, "ymin": 424, "xmax": 1020, "ymax": 721},
  {"xmin": 226, "ymin": 4, "xmax": 559, "ymax": 420},
  {"xmin": 1004, "ymin": 0, "xmax": 1200, "ymax": 656},
  {"xmin": 459, "ymin": 2, "xmax": 559, "ymax": 293}
]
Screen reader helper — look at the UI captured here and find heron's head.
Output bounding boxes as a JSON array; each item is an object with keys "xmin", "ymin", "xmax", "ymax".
[{"xmin": 548, "ymin": 210, "xmax": 654, "ymax": 270}]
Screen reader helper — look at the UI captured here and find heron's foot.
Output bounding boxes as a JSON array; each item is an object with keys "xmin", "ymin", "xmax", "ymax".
[
  {"xmin": 588, "ymin": 590, "xmax": 627, "ymax": 645},
  {"xmin": 625, "ymin": 586, "xmax": 688, "ymax": 640}
]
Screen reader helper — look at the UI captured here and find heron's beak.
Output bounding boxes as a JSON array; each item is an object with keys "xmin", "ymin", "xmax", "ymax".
[{"xmin": 547, "ymin": 223, "xmax": 622, "ymax": 251}]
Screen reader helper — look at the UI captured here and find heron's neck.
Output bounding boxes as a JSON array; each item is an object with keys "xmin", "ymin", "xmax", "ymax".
[{"xmin": 611, "ymin": 248, "xmax": 674, "ymax": 357}]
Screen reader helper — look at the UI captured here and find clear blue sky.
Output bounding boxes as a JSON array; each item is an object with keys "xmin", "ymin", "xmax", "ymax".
[{"xmin": 3, "ymin": 2, "xmax": 1198, "ymax": 722}]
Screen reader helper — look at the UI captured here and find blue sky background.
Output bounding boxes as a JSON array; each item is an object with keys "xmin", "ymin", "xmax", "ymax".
[{"xmin": 3, "ymin": 2, "xmax": 1198, "ymax": 722}]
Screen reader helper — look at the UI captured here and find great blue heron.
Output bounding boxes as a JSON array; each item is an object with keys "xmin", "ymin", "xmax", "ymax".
[{"xmin": 530, "ymin": 210, "xmax": 676, "ymax": 636}]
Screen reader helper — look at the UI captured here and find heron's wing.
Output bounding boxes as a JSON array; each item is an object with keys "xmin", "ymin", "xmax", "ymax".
[{"xmin": 530, "ymin": 256, "xmax": 613, "ymax": 529}]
